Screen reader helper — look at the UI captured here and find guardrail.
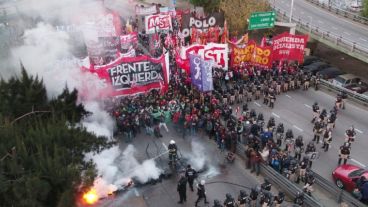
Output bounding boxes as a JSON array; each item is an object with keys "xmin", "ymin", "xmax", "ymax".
[
  {"xmin": 236, "ymin": 144, "xmax": 323, "ymax": 207},
  {"xmin": 273, "ymin": 7, "xmax": 368, "ymax": 62},
  {"xmin": 237, "ymin": 143, "xmax": 367, "ymax": 207},
  {"xmin": 312, "ymin": 171, "xmax": 367, "ymax": 207},
  {"xmin": 274, "ymin": 8, "xmax": 368, "ymax": 62},
  {"xmin": 305, "ymin": 0, "xmax": 368, "ymax": 26},
  {"xmin": 319, "ymin": 79, "xmax": 368, "ymax": 106}
]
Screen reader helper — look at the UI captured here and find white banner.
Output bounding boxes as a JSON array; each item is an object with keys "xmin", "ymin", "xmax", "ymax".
[
  {"xmin": 181, "ymin": 43, "xmax": 229, "ymax": 70},
  {"xmin": 145, "ymin": 14, "xmax": 172, "ymax": 34},
  {"xmin": 135, "ymin": 5, "xmax": 158, "ymax": 16}
]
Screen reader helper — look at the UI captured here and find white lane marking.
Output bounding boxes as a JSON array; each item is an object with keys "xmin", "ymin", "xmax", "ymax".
[
  {"xmin": 351, "ymin": 159, "xmax": 366, "ymax": 167},
  {"xmin": 343, "ymin": 32, "xmax": 351, "ymax": 35},
  {"xmin": 317, "ymin": 20, "xmax": 324, "ymax": 24},
  {"xmin": 332, "ymin": 26, "xmax": 338, "ymax": 30},
  {"xmin": 285, "ymin": 94, "xmax": 292, "ymax": 99},
  {"xmin": 359, "ymin": 38, "xmax": 367, "ymax": 42},
  {"xmin": 293, "ymin": 125, "xmax": 304, "ymax": 132},
  {"xmin": 301, "ymin": 11, "xmax": 305, "ymax": 14},
  {"xmin": 304, "ymin": 104, "xmax": 312, "ymax": 109},
  {"xmin": 272, "ymin": 112, "xmax": 280, "ymax": 118},
  {"xmin": 162, "ymin": 143, "xmax": 168, "ymax": 150},
  {"xmin": 355, "ymin": 128, "xmax": 363, "ymax": 134},
  {"xmin": 254, "ymin": 102, "xmax": 261, "ymax": 107}
]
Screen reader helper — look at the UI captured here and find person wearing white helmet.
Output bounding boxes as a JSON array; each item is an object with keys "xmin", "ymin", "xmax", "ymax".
[
  {"xmin": 195, "ymin": 180, "xmax": 209, "ymax": 207},
  {"xmin": 168, "ymin": 140, "xmax": 178, "ymax": 165}
]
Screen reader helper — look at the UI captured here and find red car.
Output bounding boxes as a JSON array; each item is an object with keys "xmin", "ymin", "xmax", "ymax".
[{"xmin": 332, "ymin": 164, "xmax": 368, "ymax": 192}]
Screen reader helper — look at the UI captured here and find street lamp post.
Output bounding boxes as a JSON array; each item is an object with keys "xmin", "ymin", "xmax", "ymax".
[
  {"xmin": 289, "ymin": 0, "xmax": 295, "ymax": 23},
  {"xmin": 308, "ymin": 16, "xmax": 313, "ymax": 34}
]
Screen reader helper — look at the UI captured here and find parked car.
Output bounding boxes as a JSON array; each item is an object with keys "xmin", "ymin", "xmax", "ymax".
[
  {"xmin": 317, "ymin": 67, "xmax": 345, "ymax": 79},
  {"xmin": 302, "ymin": 56, "xmax": 320, "ymax": 66},
  {"xmin": 345, "ymin": 82, "xmax": 368, "ymax": 94},
  {"xmin": 332, "ymin": 74, "xmax": 361, "ymax": 88},
  {"xmin": 332, "ymin": 164, "xmax": 368, "ymax": 192},
  {"xmin": 302, "ymin": 61, "xmax": 330, "ymax": 75}
]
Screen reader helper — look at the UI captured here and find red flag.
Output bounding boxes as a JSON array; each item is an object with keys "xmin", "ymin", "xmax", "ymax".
[{"xmin": 221, "ymin": 20, "xmax": 228, "ymax": 44}]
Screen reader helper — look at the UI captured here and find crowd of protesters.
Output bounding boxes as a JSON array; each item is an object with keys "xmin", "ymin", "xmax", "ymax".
[{"xmin": 102, "ymin": 5, "xmax": 368, "ymax": 206}]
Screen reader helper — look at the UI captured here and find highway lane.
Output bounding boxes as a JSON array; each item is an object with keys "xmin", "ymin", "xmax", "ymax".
[
  {"xmin": 97, "ymin": 125, "xmax": 264, "ymax": 207},
  {"xmin": 271, "ymin": 0, "xmax": 368, "ymax": 50},
  {"xmin": 239, "ymin": 87, "xmax": 368, "ymax": 182}
]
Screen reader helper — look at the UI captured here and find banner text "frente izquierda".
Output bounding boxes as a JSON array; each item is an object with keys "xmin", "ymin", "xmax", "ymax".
[{"xmin": 108, "ymin": 62, "xmax": 163, "ymax": 89}]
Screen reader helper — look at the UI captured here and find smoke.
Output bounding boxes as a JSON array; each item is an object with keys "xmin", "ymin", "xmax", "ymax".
[
  {"xmin": 185, "ymin": 140, "xmax": 219, "ymax": 178},
  {"xmin": 88, "ymin": 145, "xmax": 163, "ymax": 197},
  {"xmin": 0, "ymin": 0, "xmax": 159, "ymax": 200}
]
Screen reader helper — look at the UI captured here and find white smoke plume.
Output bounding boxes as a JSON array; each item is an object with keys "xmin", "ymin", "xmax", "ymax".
[
  {"xmin": 0, "ymin": 0, "xmax": 159, "ymax": 199},
  {"xmin": 185, "ymin": 140, "xmax": 220, "ymax": 179},
  {"xmin": 87, "ymin": 145, "xmax": 163, "ymax": 198}
]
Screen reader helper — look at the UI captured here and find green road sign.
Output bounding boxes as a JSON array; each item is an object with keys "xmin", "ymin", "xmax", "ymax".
[{"xmin": 248, "ymin": 11, "xmax": 276, "ymax": 30}]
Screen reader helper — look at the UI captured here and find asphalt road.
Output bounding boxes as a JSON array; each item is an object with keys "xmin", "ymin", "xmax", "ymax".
[
  {"xmin": 95, "ymin": 127, "xmax": 266, "ymax": 207},
  {"xmin": 237, "ymin": 86, "xmax": 368, "ymax": 182},
  {"xmin": 271, "ymin": 0, "xmax": 368, "ymax": 50}
]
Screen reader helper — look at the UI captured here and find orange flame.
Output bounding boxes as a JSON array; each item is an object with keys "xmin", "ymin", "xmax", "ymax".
[{"xmin": 83, "ymin": 189, "xmax": 98, "ymax": 205}]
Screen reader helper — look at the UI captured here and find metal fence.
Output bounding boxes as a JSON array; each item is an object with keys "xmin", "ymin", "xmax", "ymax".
[
  {"xmin": 305, "ymin": 0, "xmax": 368, "ymax": 26},
  {"xmin": 319, "ymin": 79, "xmax": 368, "ymax": 106},
  {"xmin": 236, "ymin": 144, "xmax": 323, "ymax": 207},
  {"xmin": 273, "ymin": 7, "xmax": 368, "ymax": 62}
]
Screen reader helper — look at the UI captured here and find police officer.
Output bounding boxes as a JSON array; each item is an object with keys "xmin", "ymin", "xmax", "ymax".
[
  {"xmin": 168, "ymin": 140, "xmax": 178, "ymax": 165},
  {"xmin": 255, "ymin": 84, "xmax": 261, "ymax": 100},
  {"xmin": 267, "ymin": 117, "xmax": 276, "ymax": 132},
  {"xmin": 259, "ymin": 191, "xmax": 272, "ymax": 207},
  {"xmin": 305, "ymin": 141, "xmax": 316, "ymax": 168},
  {"xmin": 288, "ymin": 159, "xmax": 299, "ymax": 182},
  {"xmin": 177, "ymin": 174, "xmax": 187, "ymax": 204},
  {"xmin": 249, "ymin": 187, "xmax": 258, "ymax": 207},
  {"xmin": 303, "ymin": 170, "xmax": 315, "ymax": 196},
  {"xmin": 294, "ymin": 135, "xmax": 304, "ymax": 161},
  {"xmin": 311, "ymin": 102, "xmax": 320, "ymax": 123},
  {"xmin": 284, "ymin": 129, "xmax": 294, "ymax": 152},
  {"xmin": 297, "ymin": 156, "xmax": 309, "ymax": 183},
  {"xmin": 213, "ymin": 199, "xmax": 223, "ymax": 207},
  {"xmin": 195, "ymin": 180, "xmax": 209, "ymax": 207},
  {"xmin": 261, "ymin": 179, "xmax": 272, "ymax": 191},
  {"xmin": 313, "ymin": 120, "xmax": 323, "ymax": 144},
  {"xmin": 294, "ymin": 191, "xmax": 304, "ymax": 206},
  {"xmin": 338, "ymin": 142, "xmax": 351, "ymax": 165},
  {"xmin": 273, "ymin": 192, "xmax": 285, "ymax": 207},
  {"xmin": 269, "ymin": 92, "xmax": 276, "ymax": 108},
  {"xmin": 345, "ymin": 126, "xmax": 356, "ymax": 146},
  {"xmin": 237, "ymin": 190, "xmax": 249, "ymax": 207},
  {"xmin": 185, "ymin": 164, "xmax": 197, "ymax": 191},
  {"xmin": 327, "ymin": 111, "xmax": 337, "ymax": 131},
  {"xmin": 223, "ymin": 193, "xmax": 235, "ymax": 207},
  {"xmin": 322, "ymin": 129, "xmax": 332, "ymax": 152},
  {"xmin": 276, "ymin": 123, "xmax": 284, "ymax": 147}
]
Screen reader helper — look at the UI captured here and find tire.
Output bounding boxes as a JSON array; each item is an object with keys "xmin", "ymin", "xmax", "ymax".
[{"xmin": 336, "ymin": 179, "xmax": 344, "ymax": 189}]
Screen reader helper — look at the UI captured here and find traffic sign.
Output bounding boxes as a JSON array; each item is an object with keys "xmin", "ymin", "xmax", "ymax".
[{"xmin": 248, "ymin": 11, "xmax": 276, "ymax": 30}]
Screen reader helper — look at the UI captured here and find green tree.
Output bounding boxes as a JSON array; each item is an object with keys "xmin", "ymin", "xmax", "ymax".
[
  {"xmin": 362, "ymin": 0, "xmax": 368, "ymax": 17},
  {"xmin": 189, "ymin": 0, "xmax": 221, "ymax": 12},
  {"xmin": 219, "ymin": 0, "xmax": 270, "ymax": 34},
  {"xmin": 0, "ymin": 68, "xmax": 113, "ymax": 207}
]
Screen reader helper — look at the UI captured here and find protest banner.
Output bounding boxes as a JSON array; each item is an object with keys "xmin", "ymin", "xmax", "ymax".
[{"xmin": 272, "ymin": 32, "xmax": 308, "ymax": 63}]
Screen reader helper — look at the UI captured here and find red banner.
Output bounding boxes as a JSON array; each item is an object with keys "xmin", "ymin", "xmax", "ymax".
[
  {"xmin": 272, "ymin": 32, "xmax": 308, "ymax": 63},
  {"xmin": 120, "ymin": 32, "xmax": 138, "ymax": 50},
  {"xmin": 231, "ymin": 41, "xmax": 272, "ymax": 68},
  {"xmin": 86, "ymin": 54, "xmax": 169, "ymax": 97}
]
